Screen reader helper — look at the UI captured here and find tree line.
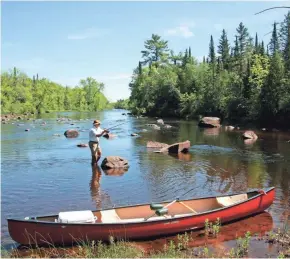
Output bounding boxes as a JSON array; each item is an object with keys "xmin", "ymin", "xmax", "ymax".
[
  {"xmin": 1, "ymin": 68, "xmax": 111, "ymax": 114},
  {"xmin": 126, "ymin": 11, "xmax": 290, "ymax": 127}
]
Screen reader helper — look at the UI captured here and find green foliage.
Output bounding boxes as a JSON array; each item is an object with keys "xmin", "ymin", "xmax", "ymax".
[
  {"xmin": 0, "ymin": 69, "xmax": 111, "ymax": 114},
  {"xmin": 114, "ymin": 99, "xmax": 129, "ymax": 109},
  {"xmin": 129, "ymin": 13, "xmax": 290, "ymax": 127}
]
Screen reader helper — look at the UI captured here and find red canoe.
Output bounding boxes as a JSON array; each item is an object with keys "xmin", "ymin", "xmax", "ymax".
[{"xmin": 7, "ymin": 187, "xmax": 275, "ymax": 246}]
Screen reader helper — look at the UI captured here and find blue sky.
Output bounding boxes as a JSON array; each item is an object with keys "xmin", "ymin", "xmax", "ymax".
[{"xmin": 1, "ymin": 1, "xmax": 288, "ymax": 101}]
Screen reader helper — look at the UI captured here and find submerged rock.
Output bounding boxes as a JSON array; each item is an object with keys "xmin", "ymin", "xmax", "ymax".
[
  {"xmin": 77, "ymin": 143, "xmax": 88, "ymax": 147},
  {"xmin": 101, "ymin": 156, "xmax": 129, "ymax": 169},
  {"xmin": 163, "ymin": 124, "xmax": 172, "ymax": 129},
  {"xmin": 147, "ymin": 141, "xmax": 169, "ymax": 148},
  {"xmin": 64, "ymin": 129, "xmax": 79, "ymax": 138},
  {"xmin": 242, "ymin": 130, "xmax": 258, "ymax": 140},
  {"xmin": 198, "ymin": 117, "xmax": 221, "ymax": 128},
  {"xmin": 103, "ymin": 167, "xmax": 128, "ymax": 176},
  {"xmin": 131, "ymin": 133, "xmax": 138, "ymax": 136},
  {"xmin": 225, "ymin": 125, "xmax": 235, "ymax": 131},
  {"xmin": 160, "ymin": 140, "xmax": 191, "ymax": 154},
  {"xmin": 103, "ymin": 133, "xmax": 116, "ymax": 139},
  {"xmin": 157, "ymin": 119, "xmax": 164, "ymax": 125},
  {"xmin": 146, "ymin": 124, "xmax": 161, "ymax": 130}
]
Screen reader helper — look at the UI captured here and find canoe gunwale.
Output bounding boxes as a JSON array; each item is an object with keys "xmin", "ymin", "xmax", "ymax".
[{"xmin": 7, "ymin": 187, "xmax": 275, "ymax": 226}]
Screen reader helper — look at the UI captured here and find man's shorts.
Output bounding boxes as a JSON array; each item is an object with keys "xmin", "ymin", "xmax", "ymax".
[{"xmin": 89, "ymin": 141, "xmax": 101, "ymax": 156}]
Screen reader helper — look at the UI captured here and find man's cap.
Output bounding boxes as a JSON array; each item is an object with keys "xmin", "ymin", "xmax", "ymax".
[{"xmin": 93, "ymin": 120, "xmax": 101, "ymax": 125}]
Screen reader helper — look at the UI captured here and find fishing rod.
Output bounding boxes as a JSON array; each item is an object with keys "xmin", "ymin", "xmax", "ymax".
[{"xmin": 105, "ymin": 121, "xmax": 128, "ymax": 131}]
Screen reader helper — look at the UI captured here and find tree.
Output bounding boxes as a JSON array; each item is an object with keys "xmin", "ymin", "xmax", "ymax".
[
  {"xmin": 141, "ymin": 34, "xmax": 169, "ymax": 66},
  {"xmin": 261, "ymin": 52, "xmax": 284, "ymax": 119},
  {"xmin": 269, "ymin": 22, "xmax": 280, "ymax": 55},
  {"xmin": 254, "ymin": 33, "xmax": 259, "ymax": 54},
  {"xmin": 279, "ymin": 11, "xmax": 290, "ymax": 70},
  {"xmin": 208, "ymin": 35, "xmax": 216, "ymax": 64},
  {"xmin": 218, "ymin": 29, "xmax": 230, "ymax": 69}
]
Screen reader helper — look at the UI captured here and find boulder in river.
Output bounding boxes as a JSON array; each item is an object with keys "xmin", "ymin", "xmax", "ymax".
[
  {"xmin": 103, "ymin": 133, "xmax": 116, "ymax": 139},
  {"xmin": 157, "ymin": 119, "xmax": 164, "ymax": 125},
  {"xmin": 77, "ymin": 143, "xmax": 88, "ymax": 147},
  {"xmin": 131, "ymin": 133, "xmax": 138, "ymax": 136},
  {"xmin": 101, "ymin": 156, "xmax": 129, "ymax": 169},
  {"xmin": 147, "ymin": 141, "xmax": 169, "ymax": 148},
  {"xmin": 225, "ymin": 125, "xmax": 235, "ymax": 131},
  {"xmin": 64, "ymin": 129, "xmax": 79, "ymax": 138},
  {"xmin": 163, "ymin": 124, "xmax": 172, "ymax": 129},
  {"xmin": 198, "ymin": 117, "xmax": 221, "ymax": 128},
  {"xmin": 146, "ymin": 124, "xmax": 161, "ymax": 130},
  {"xmin": 103, "ymin": 167, "xmax": 128, "ymax": 176},
  {"xmin": 242, "ymin": 130, "xmax": 258, "ymax": 140},
  {"xmin": 159, "ymin": 140, "xmax": 191, "ymax": 154}
]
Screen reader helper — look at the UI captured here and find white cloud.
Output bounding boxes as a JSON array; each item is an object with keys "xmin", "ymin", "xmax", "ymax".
[
  {"xmin": 67, "ymin": 27, "xmax": 108, "ymax": 40},
  {"xmin": 164, "ymin": 22, "xmax": 195, "ymax": 38}
]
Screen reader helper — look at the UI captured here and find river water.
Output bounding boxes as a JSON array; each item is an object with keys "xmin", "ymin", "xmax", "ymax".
[{"xmin": 1, "ymin": 110, "xmax": 289, "ymax": 255}]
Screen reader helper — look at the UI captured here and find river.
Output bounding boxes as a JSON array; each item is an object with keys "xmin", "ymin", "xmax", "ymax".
[{"xmin": 1, "ymin": 109, "xmax": 289, "ymax": 256}]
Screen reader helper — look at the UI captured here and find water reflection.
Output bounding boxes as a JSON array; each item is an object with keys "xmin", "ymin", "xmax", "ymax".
[
  {"xmin": 103, "ymin": 167, "xmax": 128, "ymax": 176},
  {"xmin": 90, "ymin": 165, "xmax": 102, "ymax": 209},
  {"xmin": 137, "ymin": 212, "xmax": 274, "ymax": 257},
  {"xmin": 203, "ymin": 127, "xmax": 221, "ymax": 137},
  {"xmin": 244, "ymin": 138, "xmax": 258, "ymax": 145},
  {"xmin": 168, "ymin": 152, "xmax": 193, "ymax": 162}
]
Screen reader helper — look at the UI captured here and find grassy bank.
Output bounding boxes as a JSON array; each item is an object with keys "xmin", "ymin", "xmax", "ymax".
[{"xmin": 2, "ymin": 224, "xmax": 289, "ymax": 258}]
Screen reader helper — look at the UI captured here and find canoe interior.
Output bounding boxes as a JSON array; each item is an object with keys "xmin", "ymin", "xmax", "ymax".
[{"xmin": 34, "ymin": 191, "xmax": 260, "ymax": 224}]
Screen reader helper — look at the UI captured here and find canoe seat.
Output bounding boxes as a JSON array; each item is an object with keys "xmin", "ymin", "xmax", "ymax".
[
  {"xmin": 101, "ymin": 209, "xmax": 121, "ymax": 223},
  {"xmin": 217, "ymin": 194, "xmax": 248, "ymax": 207}
]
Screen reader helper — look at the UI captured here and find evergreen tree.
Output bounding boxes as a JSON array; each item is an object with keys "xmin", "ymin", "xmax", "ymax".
[
  {"xmin": 141, "ymin": 34, "xmax": 169, "ymax": 65},
  {"xmin": 260, "ymin": 41, "xmax": 265, "ymax": 56},
  {"xmin": 236, "ymin": 22, "xmax": 250, "ymax": 56},
  {"xmin": 138, "ymin": 61, "xmax": 142, "ymax": 75},
  {"xmin": 261, "ymin": 52, "xmax": 284, "ymax": 118},
  {"xmin": 208, "ymin": 35, "xmax": 216, "ymax": 64},
  {"xmin": 269, "ymin": 22, "xmax": 280, "ymax": 55},
  {"xmin": 217, "ymin": 29, "xmax": 230, "ymax": 69},
  {"xmin": 254, "ymin": 33, "xmax": 259, "ymax": 54},
  {"xmin": 279, "ymin": 12, "xmax": 290, "ymax": 70}
]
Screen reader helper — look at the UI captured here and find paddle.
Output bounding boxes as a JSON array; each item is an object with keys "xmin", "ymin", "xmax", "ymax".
[{"xmin": 144, "ymin": 186, "xmax": 199, "ymax": 221}]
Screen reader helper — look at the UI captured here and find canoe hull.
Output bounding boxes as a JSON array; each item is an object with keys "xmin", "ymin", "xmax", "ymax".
[{"xmin": 7, "ymin": 188, "xmax": 275, "ymax": 246}]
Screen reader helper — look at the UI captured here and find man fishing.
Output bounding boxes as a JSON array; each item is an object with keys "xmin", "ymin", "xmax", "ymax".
[{"xmin": 89, "ymin": 120, "xmax": 109, "ymax": 165}]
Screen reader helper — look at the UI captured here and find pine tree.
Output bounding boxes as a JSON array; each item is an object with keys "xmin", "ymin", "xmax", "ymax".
[
  {"xmin": 138, "ymin": 61, "xmax": 142, "ymax": 75},
  {"xmin": 236, "ymin": 22, "xmax": 250, "ymax": 56},
  {"xmin": 243, "ymin": 59, "xmax": 251, "ymax": 99},
  {"xmin": 208, "ymin": 35, "xmax": 216, "ymax": 64},
  {"xmin": 203, "ymin": 56, "xmax": 206, "ymax": 64},
  {"xmin": 260, "ymin": 52, "xmax": 284, "ymax": 118},
  {"xmin": 260, "ymin": 41, "xmax": 265, "ymax": 56},
  {"xmin": 269, "ymin": 22, "xmax": 280, "ymax": 55},
  {"xmin": 279, "ymin": 12, "xmax": 290, "ymax": 70},
  {"xmin": 182, "ymin": 48, "xmax": 188, "ymax": 66},
  {"xmin": 217, "ymin": 29, "xmax": 230, "ymax": 69},
  {"xmin": 254, "ymin": 33, "xmax": 259, "ymax": 54}
]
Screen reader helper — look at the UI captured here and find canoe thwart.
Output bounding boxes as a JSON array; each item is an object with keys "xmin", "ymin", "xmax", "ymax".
[{"xmin": 178, "ymin": 201, "xmax": 198, "ymax": 214}]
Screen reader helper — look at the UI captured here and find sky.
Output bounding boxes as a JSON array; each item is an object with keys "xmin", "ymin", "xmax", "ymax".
[{"xmin": 1, "ymin": 1, "xmax": 288, "ymax": 102}]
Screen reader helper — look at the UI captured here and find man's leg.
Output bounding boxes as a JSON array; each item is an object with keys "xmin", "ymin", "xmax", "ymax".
[
  {"xmin": 96, "ymin": 145, "xmax": 102, "ymax": 163},
  {"xmin": 89, "ymin": 142, "xmax": 98, "ymax": 165}
]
